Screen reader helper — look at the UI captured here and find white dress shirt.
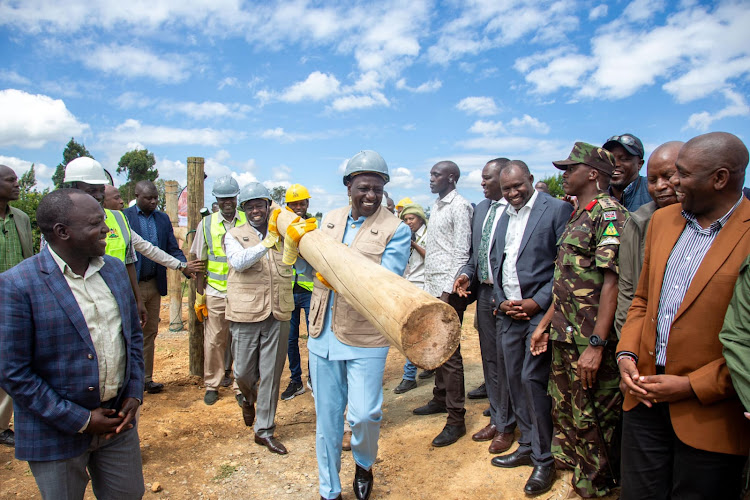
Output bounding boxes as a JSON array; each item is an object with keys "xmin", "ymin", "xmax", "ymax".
[
  {"xmin": 502, "ymin": 190, "xmax": 538, "ymax": 301},
  {"xmin": 480, "ymin": 198, "xmax": 508, "ymax": 285}
]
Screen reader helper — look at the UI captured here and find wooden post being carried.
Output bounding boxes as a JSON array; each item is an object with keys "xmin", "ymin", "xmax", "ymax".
[
  {"xmin": 164, "ymin": 180, "xmax": 183, "ymax": 332},
  {"xmin": 187, "ymin": 158, "xmax": 205, "ymax": 377},
  {"xmin": 275, "ymin": 209, "xmax": 461, "ymax": 369}
]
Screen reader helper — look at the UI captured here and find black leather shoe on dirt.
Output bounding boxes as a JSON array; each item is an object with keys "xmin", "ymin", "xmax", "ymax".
[
  {"xmin": 394, "ymin": 379, "xmax": 417, "ymax": 394},
  {"xmin": 204, "ymin": 390, "xmax": 219, "ymax": 406},
  {"xmin": 524, "ymin": 465, "xmax": 555, "ymax": 495},
  {"xmin": 432, "ymin": 423, "xmax": 466, "ymax": 447},
  {"xmin": 468, "ymin": 382, "xmax": 488, "ymax": 399},
  {"xmin": 0, "ymin": 429, "xmax": 14, "ymax": 447},
  {"xmin": 412, "ymin": 400, "xmax": 447, "ymax": 415},
  {"xmin": 353, "ymin": 464, "xmax": 374, "ymax": 500}
]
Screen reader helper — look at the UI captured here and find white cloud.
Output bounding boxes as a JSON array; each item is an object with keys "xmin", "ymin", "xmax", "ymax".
[
  {"xmin": 456, "ymin": 96, "xmax": 499, "ymax": 116},
  {"xmin": 388, "ymin": 167, "xmax": 419, "ymax": 189},
  {"xmin": 622, "ymin": 0, "xmax": 665, "ymax": 22},
  {"xmin": 280, "ymin": 71, "xmax": 341, "ymax": 102},
  {"xmin": 0, "ymin": 70, "xmax": 31, "ymax": 86},
  {"xmin": 469, "ymin": 120, "xmax": 507, "ymax": 136},
  {"xmin": 166, "ymin": 101, "xmax": 252, "ymax": 120},
  {"xmin": 330, "ymin": 92, "xmax": 389, "ymax": 112},
  {"xmin": 395, "ymin": 78, "xmax": 442, "ymax": 93},
  {"xmin": 508, "ymin": 114, "xmax": 550, "ymax": 134},
  {"xmin": 684, "ymin": 89, "xmax": 750, "ymax": 131},
  {"xmin": 588, "ymin": 4, "xmax": 608, "ymax": 20},
  {"xmin": 218, "ymin": 77, "xmax": 240, "ymax": 90},
  {"xmin": 98, "ymin": 119, "xmax": 243, "ymax": 148},
  {"xmin": 83, "ymin": 44, "xmax": 191, "ymax": 84},
  {"xmin": 0, "ymin": 89, "xmax": 88, "ymax": 148},
  {"xmin": 0, "ymin": 156, "xmax": 55, "ymax": 190}
]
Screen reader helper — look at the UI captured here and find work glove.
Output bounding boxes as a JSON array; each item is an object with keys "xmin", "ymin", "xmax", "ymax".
[
  {"xmin": 315, "ymin": 272, "xmax": 336, "ymax": 293},
  {"xmin": 261, "ymin": 208, "xmax": 282, "ymax": 250},
  {"xmin": 283, "ymin": 215, "xmax": 317, "ymax": 265},
  {"xmin": 194, "ymin": 292, "xmax": 208, "ymax": 322}
]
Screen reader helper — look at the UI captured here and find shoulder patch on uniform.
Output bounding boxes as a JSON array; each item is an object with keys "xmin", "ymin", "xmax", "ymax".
[
  {"xmin": 600, "ymin": 236, "xmax": 620, "ymax": 246},
  {"xmin": 598, "ymin": 197, "xmax": 618, "ymax": 209},
  {"xmin": 604, "ymin": 222, "xmax": 619, "ymax": 236},
  {"xmin": 603, "ymin": 211, "xmax": 617, "ymax": 221}
]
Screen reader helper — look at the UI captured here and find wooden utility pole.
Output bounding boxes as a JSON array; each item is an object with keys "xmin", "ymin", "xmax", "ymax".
[
  {"xmin": 164, "ymin": 180, "xmax": 183, "ymax": 332},
  {"xmin": 187, "ymin": 157, "xmax": 205, "ymax": 377}
]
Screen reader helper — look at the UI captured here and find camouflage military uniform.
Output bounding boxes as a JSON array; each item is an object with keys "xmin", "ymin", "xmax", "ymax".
[{"xmin": 548, "ymin": 193, "xmax": 629, "ymax": 498}]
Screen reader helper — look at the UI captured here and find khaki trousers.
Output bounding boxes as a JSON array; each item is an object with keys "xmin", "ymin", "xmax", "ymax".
[
  {"xmin": 138, "ymin": 280, "xmax": 162, "ymax": 383},
  {"xmin": 204, "ymin": 295, "xmax": 239, "ymax": 393},
  {"xmin": 0, "ymin": 387, "xmax": 12, "ymax": 431}
]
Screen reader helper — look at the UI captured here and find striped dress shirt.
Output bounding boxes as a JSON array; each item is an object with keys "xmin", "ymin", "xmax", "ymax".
[{"xmin": 654, "ymin": 196, "xmax": 743, "ymax": 366}]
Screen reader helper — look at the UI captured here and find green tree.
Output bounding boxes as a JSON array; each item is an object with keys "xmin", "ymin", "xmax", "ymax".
[
  {"xmin": 270, "ymin": 186, "xmax": 286, "ymax": 206},
  {"xmin": 538, "ymin": 173, "xmax": 565, "ymax": 198},
  {"xmin": 117, "ymin": 148, "xmax": 158, "ymax": 203},
  {"xmin": 10, "ymin": 163, "xmax": 49, "ymax": 253},
  {"xmin": 51, "ymin": 138, "xmax": 94, "ymax": 188}
]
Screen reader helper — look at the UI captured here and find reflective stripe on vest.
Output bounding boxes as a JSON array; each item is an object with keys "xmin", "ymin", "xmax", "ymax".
[
  {"xmin": 204, "ymin": 211, "xmax": 247, "ymax": 292},
  {"xmin": 293, "ymin": 268, "xmax": 314, "ymax": 292},
  {"xmin": 104, "ymin": 209, "xmax": 132, "ymax": 262}
]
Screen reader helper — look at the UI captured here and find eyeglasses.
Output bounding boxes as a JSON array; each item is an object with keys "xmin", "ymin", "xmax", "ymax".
[{"xmin": 607, "ymin": 135, "xmax": 637, "ymax": 146}]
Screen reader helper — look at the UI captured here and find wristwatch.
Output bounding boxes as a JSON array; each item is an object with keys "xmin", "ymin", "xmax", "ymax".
[
  {"xmin": 178, "ymin": 262, "xmax": 187, "ymax": 270},
  {"xmin": 589, "ymin": 334, "xmax": 608, "ymax": 347}
]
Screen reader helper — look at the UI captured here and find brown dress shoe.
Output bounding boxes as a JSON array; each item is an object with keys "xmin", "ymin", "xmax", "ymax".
[
  {"xmin": 254, "ymin": 435, "xmax": 288, "ymax": 455},
  {"xmin": 242, "ymin": 400, "xmax": 255, "ymax": 427},
  {"xmin": 488, "ymin": 432, "xmax": 515, "ymax": 454},
  {"xmin": 471, "ymin": 423, "xmax": 498, "ymax": 442},
  {"xmin": 342, "ymin": 430, "xmax": 352, "ymax": 451}
]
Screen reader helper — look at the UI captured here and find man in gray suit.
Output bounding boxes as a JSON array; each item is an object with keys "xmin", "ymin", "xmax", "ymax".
[
  {"xmin": 454, "ymin": 157, "xmax": 516, "ymax": 454},
  {"xmin": 489, "ymin": 161, "xmax": 573, "ymax": 496}
]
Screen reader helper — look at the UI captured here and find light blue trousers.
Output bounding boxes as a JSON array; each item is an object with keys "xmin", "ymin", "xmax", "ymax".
[{"xmin": 309, "ymin": 353, "xmax": 386, "ymax": 500}]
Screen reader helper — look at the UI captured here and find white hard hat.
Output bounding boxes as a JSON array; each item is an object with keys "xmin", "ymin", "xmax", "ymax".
[{"xmin": 63, "ymin": 157, "xmax": 110, "ymax": 185}]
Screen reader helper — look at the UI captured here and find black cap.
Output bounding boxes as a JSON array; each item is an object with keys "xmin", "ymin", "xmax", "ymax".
[{"xmin": 603, "ymin": 133, "xmax": 644, "ymax": 159}]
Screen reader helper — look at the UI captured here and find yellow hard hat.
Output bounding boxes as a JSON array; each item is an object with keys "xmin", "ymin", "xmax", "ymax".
[
  {"xmin": 395, "ymin": 197, "xmax": 413, "ymax": 210},
  {"xmin": 285, "ymin": 183, "xmax": 311, "ymax": 203}
]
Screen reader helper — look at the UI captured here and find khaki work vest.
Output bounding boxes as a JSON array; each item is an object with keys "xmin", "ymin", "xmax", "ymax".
[
  {"xmin": 308, "ymin": 205, "xmax": 401, "ymax": 348},
  {"xmin": 225, "ymin": 224, "xmax": 294, "ymax": 323}
]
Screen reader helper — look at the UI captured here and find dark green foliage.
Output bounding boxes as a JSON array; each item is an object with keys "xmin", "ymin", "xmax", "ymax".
[
  {"xmin": 51, "ymin": 138, "xmax": 93, "ymax": 188},
  {"xmin": 539, "ymin": 173, "xmax": 565, "ymax": 198},
  {"xmin": 10, "ymin": 163, "xmax": 48, "ymax": 253},
  {"xmin": 117, "ymin": 148, "xmax": 158, "ymax": 203},
  {"xmin": 270, "ymin": 186, "xmax": 286, "ymax": 206}
]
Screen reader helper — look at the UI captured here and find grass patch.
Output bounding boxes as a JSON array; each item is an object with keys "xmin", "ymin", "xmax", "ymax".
[{"xmin": 213, "ymin": 463, "xmax": 236, "ymax": 481}]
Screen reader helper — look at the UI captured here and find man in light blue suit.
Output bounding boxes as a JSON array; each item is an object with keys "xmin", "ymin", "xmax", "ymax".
[
  {"xmin": 306, "ymin": 151, "xmax": 410, "ymax": 500},
  {"xmin": 489, "ymin": 161, "xmax": 572, "ymax": 496}
]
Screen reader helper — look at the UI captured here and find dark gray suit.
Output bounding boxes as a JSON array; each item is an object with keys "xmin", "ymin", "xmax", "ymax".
[
  {"xmin": 459, "ymin": 198, "xmax": 514, "ymax": 434},
  {"xmin": 492, "ymin": 192, "xmax": 572, "ymax": 466}
]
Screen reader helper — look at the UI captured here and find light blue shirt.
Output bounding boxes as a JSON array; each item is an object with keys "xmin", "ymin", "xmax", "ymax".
[{"xmin": 308, "ymin": 210, "xmax": 411, "ymax": 360}]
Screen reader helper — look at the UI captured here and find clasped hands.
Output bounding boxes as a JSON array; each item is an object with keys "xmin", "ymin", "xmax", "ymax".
[
  {"xmin": 618, "ymin": 358, "xmax": 694, "ymax": 406},
  {"xmin": 85, "ymin": 397, "xmax": 140, "ymax": 439}
]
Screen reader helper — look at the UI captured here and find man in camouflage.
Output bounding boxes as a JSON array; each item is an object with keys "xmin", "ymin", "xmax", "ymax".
[{"xmin": 530, "ymin": 142, "xmax": 629, "ymax": 498}]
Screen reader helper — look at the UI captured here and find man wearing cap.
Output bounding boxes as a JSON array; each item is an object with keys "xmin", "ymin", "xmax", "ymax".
[
  {"xmin": 281, "ymin": 183, "xmax": 315, "ymax": 401},
  {"xmin": 307, "ymin": 150, "xmax": 410, "ymax": 500},
  {"xmin": 192, "ymin": 176, "xmax": 247, "ymax": 406},
  {"xmin": 0, "ymin": 164, "xmax": 34, "ymax": 448},
  {"xmin": 224, "ymin": 182, "xmax": 293, "ymax": 455},
  {"xmin": 394, "ymin": 202, "xmax": 428, "ymax": 394},
  {"xmin": 603, "ymin": 133, "xmax": 651, "ymax": 212},
  {"xmin": 530, "ymin": 143, "xmax": 628, "ymax": 498}
]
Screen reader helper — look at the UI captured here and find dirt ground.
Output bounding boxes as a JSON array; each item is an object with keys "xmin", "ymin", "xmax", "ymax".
[{"xmin": 1, "ymin": 301, "xmax": 619, "ymax": 500}]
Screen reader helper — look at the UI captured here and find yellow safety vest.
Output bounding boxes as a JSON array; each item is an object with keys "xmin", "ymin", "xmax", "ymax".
[
  {"xmin": 104, "ymin": 208, "xmax": 132, "ymax": 262},
  {"xmin": 203, "ymin": 211, "xmax": 247, "ymax": 292}
]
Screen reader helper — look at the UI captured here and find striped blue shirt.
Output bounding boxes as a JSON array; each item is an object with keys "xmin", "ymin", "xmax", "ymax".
[{"xmin": 654, "ymin": 196, "xmax": 743, "ymax": 366}]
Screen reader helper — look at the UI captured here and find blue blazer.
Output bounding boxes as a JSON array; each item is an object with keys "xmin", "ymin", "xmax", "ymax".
[
  {"xmin": 0, "ymin": 248, "xmax": 144, "ymax": 462},
  {"xmin": 123, "ymin": 206, "xmax": 186, "ymax": 296},
  {"xmin": 491, "ymin": 193, "xmax": 573, "ymax": 321}
]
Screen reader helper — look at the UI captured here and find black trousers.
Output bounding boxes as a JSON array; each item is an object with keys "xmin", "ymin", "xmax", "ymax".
[
  {"xmin": 433, "ymin": 293, "xmax": 466, "ymax": 426},
  {"xmin": 620, "ymin": 401, "xmax": 746, "ymax": 500}
]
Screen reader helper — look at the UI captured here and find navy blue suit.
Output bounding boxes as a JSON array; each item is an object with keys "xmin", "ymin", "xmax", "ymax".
[
  {"xmin": 0, "ymin": 249, "xmax": 144, "ymax": 462},
  {"xmin": 123, "ymin": 206, "xmax": 186, "ymax": 296}
]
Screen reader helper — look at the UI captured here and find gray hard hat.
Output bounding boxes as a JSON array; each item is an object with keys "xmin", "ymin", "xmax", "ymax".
[
  {"xmin": 211, "ymin": 175, "xmax": 241, "ymax": 198},
  {"xmin": 342, "ymin": 150, "xmax": 390, "ymax": 185},
  {"xmin": 238, "ymin": 182, "xmax": 272, "ymax": 209}
]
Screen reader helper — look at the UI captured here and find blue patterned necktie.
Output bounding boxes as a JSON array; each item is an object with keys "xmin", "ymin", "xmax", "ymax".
[{"xmin": 478, "ymin": 202, "xmax": 501, "ymax": 282}]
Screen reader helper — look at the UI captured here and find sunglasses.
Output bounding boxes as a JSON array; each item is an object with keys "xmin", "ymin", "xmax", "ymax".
[{"xmin": 607, "ymin": 135, "xmax": 638, "ymax": 147}]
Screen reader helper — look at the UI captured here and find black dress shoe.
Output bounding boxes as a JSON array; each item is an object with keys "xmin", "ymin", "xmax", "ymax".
[
  {"xmin": 353, "ymin": 463, "xmax": 373, "ymax": 500},
  {"xmin": 413, "ymin": 400, "xmax": 447, "ymax": 415},
  {"xmin": 483, "ymin": 406, "xmax": 491, "ymax": 417},
  {"xmin": 144, "ymin": 381, "xmax": 164, "ymax": 394},
  {"xmin": 524, "ymin": 464, "xmax": 555, "ymax": 495},
  {"xmin": 418, "ymin": 369, "xmax": 435, "ymax": 379},
  {"xmin": 491, "ymin": 448, "xmax": 533, "ymax": 468},
  {"xmin": 468, "ymin": 382, "xmax": 488, "ymax": 399},
  {"xmin": 0, "ymin": 429, "xmax": 15, "ymax": 447},
  {"xmin": 254, "ymin": 435, "xmax": 288, "ymax": 455},
  {"xmin": 431, "ymin": 423, "xmax": 466, "ymax": 447},
  {"xmin": 394, "ymin": 379, "xmax": 417, "ymax": 394}
]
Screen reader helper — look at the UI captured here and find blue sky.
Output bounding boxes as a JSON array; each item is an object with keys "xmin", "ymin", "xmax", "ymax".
[{"xmin": 1, "ymin": 0, "xmax": 748, "ymax": 213}]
